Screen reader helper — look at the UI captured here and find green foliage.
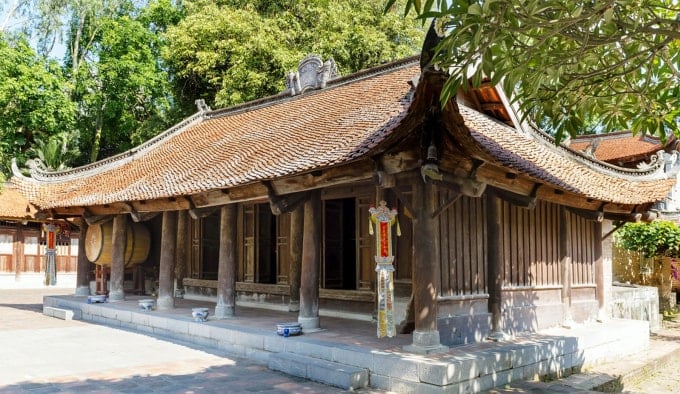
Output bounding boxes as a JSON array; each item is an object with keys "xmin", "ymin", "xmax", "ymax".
[
  {"xmin": 163, "ymin": 0, "xmax": 424, "ymax": 110},
  {"xmin": 1, "ymin": 0, "xmax": 422, "ymax": 171},
  {"xmin": 69, "ymin": 5, "xmax": 174, "ymax": 162},
  {"xmin": 28, "ymin": 130, "xmax": 80, "ymax": 171},
  {"xmin": 615, "ymin": 221, "xmax": 680, "ymax": 258},
  {"xmin": 388, "ymin": 0, "xmax": 680, "ymax": 143},
  {"xmin": 0, "ymin": 33, "xmax": 76, "ymax": 174}
]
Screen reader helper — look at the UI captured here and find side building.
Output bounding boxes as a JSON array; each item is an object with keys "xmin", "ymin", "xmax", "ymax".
[{"xmin": 0, "ymin": 182, "xmax": 80, "ymax": 287}]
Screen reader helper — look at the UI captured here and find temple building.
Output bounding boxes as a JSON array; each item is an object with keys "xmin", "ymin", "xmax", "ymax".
[{"xmin": 12, "ymin": 36, "xmax": 677, "ymax": 357}]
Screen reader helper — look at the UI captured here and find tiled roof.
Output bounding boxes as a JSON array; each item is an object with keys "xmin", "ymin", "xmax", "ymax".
[
  {"xmin": 11, "ymin": 59, "xmax": 675, "ymax": 212},
  {"xmin": 568, "ymin": 131, "xmax": 664, "ymax": 163},
  {"xmin": 0, "ymin": 182, "xmax": 37, "ymax": 220},
  {"xmin": 457, "ymin": 107, "xmax": 675, "ymax": 205},
  {"xmin": 13, "ymin": 59, "xmax": 419, "ymax": 209}
]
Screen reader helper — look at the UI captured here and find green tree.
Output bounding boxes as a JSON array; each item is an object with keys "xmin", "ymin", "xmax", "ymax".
[
  {"xmin": 389, "ymin": 0, "xmax": 679, "ymax": 142},
  {"xmin": 28, "ymin": 130, "xmax": 80, "ymax": 171},
  {"xmin": 163, "ymin": 0, "xmax": 424, "ymax": 111},
  {"xmin": 616, "ymin": 221, "xmax": 680, "ymax": 258},
  {"xmin": 71, "ymin": 11, "xmax": 173, "ymax": 162},
  {"xmin": 0, "ymin": 33, "xmax": 76, "ymax": 174}
]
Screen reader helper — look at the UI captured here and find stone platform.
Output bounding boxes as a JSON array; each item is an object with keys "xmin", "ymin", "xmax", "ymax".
[{"xmin": 43, "ymin": 295, "xmax": 650, "ymax": 393}]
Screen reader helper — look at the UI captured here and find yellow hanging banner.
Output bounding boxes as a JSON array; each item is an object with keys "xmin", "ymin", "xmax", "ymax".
[{"xmin": 369, "ymin": 200, "xmax": 400, "ymax": 338}]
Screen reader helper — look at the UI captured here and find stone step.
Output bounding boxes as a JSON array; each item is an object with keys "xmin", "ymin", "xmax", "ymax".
[
  {"xmin": 43, "ymin": 306, "xmax": 81, "ymax": 320},
  {"xmin": 268, "ymin": 352, "xmax": 369, "ymax": 390}
]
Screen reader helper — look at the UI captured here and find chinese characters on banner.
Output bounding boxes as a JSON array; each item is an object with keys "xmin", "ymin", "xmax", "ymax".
[{"xmin": 369, "ymin": 200, "xmax": 400, "ymax": 338}]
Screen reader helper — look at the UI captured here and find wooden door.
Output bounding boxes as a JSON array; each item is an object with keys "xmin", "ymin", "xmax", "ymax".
[
  {"xmin": 356, "ymin": 196, "xmax": 373, "ymax": 290},
  {"xmin": 276, "ymin": 212, "xmax": 291, "ymax": 284},
  {"xmin": 256, "ymin": 204, "xmax": 276, "ymax": 284},
  {"xmin": 323, "ymin": 199, "xmax": 345, "ymax": 289}
]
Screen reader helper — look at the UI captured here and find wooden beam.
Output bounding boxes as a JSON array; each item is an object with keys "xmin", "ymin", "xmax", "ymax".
[
  {"xmin": 390, "ymin": 185, "xmax": 416, "ymax": 220},
  {"xmin": 603, "ymin": 221, "xmax": 626, "ymax": 241},
  {"xmin": 188, "ymin": 206, "xmax": 219, "ymax": 219},
  {"xmin": 489, "ymin": 185, "xmax": 538, "ymax": 209},
  {"xmin": 425, "ymin": 169, "xmax": 485, "ymax": 198},
  {"xmin": 264, "ymin": 181, "xmax": 309, "ymax": 215},
  {"xmin": 603, "ymin": 212, "xmax": 642, "ymax": 223},
  {"xmin": 432, "ymin": 192, "xmax": 461, "ymax": 218},
  {"xmin": 566, "ymin": 207, "xmax": 604, "ymax": 222},
  {"xmin": 83, "ymin": 211, "xmax": 112, "ymax": 226},
  {"xmin": 373, "ymin": 171, "xmax": 396, "ymax": 188},
  {"xmin": 130, "ymin": 211, "xmax": 160, "ymax": 222}
]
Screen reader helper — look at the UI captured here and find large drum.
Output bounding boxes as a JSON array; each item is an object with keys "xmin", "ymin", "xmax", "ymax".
[{"xmin": 85, "ymin": 221, "xmax": 151, "ymax": 267}]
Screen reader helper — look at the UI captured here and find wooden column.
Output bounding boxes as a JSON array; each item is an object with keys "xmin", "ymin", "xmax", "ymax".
[
  {"xmin": 559, "ymin": 206, "xmax": 574, "ymax": 326},
  {"xmin": 157, "ymin": 210, "xmax": 177, "ymax": 310},
  {"xmin": 108, "ymin": 214, "xmax": 127, "ymax": 302},
  {"xmin": 486, "ymin": 191, "xmax": 506, "ymax": 340},
  {"xmin": 215, "ymin": 205, "xmax": 237, "ymax": 318},
  {"xmin": 594, "ymin": 220, "xmax": 606, "ymax": 321},
  {"xmin": 174, "ymin": 210, "xmax": 188, "ymax": 297},
  {"xmin": 404, "ymin": 180, "xmax": 447, "ymax": 353},
  {"xmin": 14, "ymin": 222, "xmax": 23, "ymax": 280},
  {"xmin": 298, "ymin": 190, "xmax": 321, "ymax": 330},
  {"xmin": 75, "ymin": 221, "xmax": 91, "ymax": 296},
  {"xmin": 289, "ymin": 204, "xmax": 303, "ymax": 312}
]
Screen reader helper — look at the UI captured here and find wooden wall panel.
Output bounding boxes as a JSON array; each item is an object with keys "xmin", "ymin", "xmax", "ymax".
[
  {"xmin": 501, "ymin": 200, "xmax": 561, "ymax": 287},
  {"xmin": 0, "ymin": 255, "xmax": 12, "ymax": 272},
  {"xmin": 439, "ymin": 193, "xmax": 487, "ymax": 296},
  {"xmin": 569, "ymin": 212, "xmax": 596, "ymax": 285}
]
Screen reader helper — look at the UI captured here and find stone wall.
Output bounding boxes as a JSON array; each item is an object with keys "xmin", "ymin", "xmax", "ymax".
[
  {"xmin": 611, "ymin": 284, "xmax": 660, "ymax": 331},
  {"xmin": 612, "ymin": 246, "xmax": 675, "ymax": 311}
]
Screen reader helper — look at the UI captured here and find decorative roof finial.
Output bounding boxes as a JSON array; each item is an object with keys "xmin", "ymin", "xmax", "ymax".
[
  {"xmin": 195, "ymin": 99, "xmax": 211, "ymax": 113},
  {"xmin": 285, "ymin": 55, "xmax": 339, "ymax": 96}
]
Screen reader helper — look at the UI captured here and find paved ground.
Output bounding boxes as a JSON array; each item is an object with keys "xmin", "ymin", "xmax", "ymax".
[
  {"xmin": 4, "ymin": 287, "xmax": 680, "ymax": 393},
  {"xmin": 0, "ymin": 288, "xmax": 385, "ymax": 393},
  {"xmin": 621, "ymin": 321, "xmax": 680, "ymax": 394}
]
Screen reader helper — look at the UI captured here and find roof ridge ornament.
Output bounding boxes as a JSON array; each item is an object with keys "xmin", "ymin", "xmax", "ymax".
[
  {"xmin": 195, "ymin": 99, "xmax": 211, "ymax": 113},
  {"xmin": 285, "ymin": 55, "xmax": 339, "ymax": 96}
]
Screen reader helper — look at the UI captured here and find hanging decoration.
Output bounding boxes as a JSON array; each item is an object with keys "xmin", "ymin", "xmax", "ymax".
[
  {"xmin": 43, "ymin": 222, "xmax": 59, "ymax": 286},
  {"xmin": 369, "ymin": 200, "xmax": 400, "ymax": 338}
]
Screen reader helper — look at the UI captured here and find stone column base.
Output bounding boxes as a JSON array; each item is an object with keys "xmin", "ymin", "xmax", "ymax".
[
  {"xmin": 403, "ymin": 330, "xmax": 448, "ymax": 354},
  {"xmin": 75, "ymin": 286, "xmax": 90, "ymax": 296},
  {"xmin": 156, "ymin": 295, "xmax": 174, "ymax": 310},
  {"xmin": 486, "ymin": 330, "xmax": 510, "ymax": 342},
  {"xmin": 107, "ymin": 289, "xmax": 125, "ymax": 302},
  {"xmin": 596, "ymin": 308, "xmax": 608, "ymax": 323},
  {"xmin": 298, "ymin": 316, "xmax": 320, "ymax": 332},
  {"xmin": 288, "ymin": 301, "xmax": 300, "ymax": 312},
  {"xmin": 214, "ymin": 304, "xmax": 235, "ymax": 319}
]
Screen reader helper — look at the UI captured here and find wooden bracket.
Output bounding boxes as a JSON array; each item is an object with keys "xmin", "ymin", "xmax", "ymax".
[
  {"xmin": 488, "ymin": 184, "xmax": 538, "ymax": 209},
  {"xmin": 189, "ymin": 206, "xmax": 219, "ymax": 219},
  {"xmin": 567, "ymin": 207, "xmax": 604, "ymax": 222},
  {"xmin": 432, "ymin": 192, "xmax": 462, "ymax": 218},
  {"xmin": 83, "ymin": 210, "xmax": 112, "ymax": 225},
  {"xmin": 264, "ymin": 181, "xmax": 309, "ymax": 215}
]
